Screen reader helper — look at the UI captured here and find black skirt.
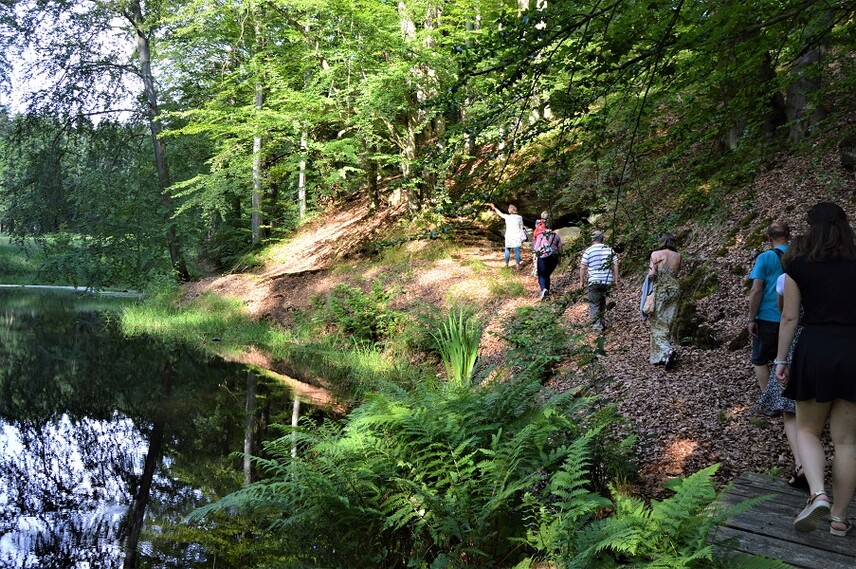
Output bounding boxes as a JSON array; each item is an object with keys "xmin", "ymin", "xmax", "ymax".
[{"xmin": 784, "ymin": 324, "xmax": 856, "ymax": 402}]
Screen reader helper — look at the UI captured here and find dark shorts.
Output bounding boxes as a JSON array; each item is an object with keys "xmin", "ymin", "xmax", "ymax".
[{"xmin": 750, "ymin": 319, "xmax": 780, "ymax": 365}]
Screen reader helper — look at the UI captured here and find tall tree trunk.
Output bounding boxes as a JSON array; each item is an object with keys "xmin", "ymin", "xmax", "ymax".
[
  {"xmin": 244, "ymin": 370, "xmax": 257, "ymax": 485},
  {"xmin": 298, "ymin": 129, "xmax": 308, "ymax": 219},
  {"xmin": 251, "ymin": 2, "xmax": 265, "ymax": 243},
  {"xmin": 252, "ymin": 85, "xmax": 264, "ymax": 243},
  {"xmin": 291, "ymin": 395, "xmax": 300, "ymax": 459},
  {"xmin": 123, "ymin": 358, "xmax": 174, "ymax": 569},
  {"xmin": 127, "ymin": 0, "xmax": 189, "ymax": 281}
]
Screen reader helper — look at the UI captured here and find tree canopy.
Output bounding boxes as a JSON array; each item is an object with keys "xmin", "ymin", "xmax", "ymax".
[{"xmin": 0, "ymin": 0, "xmax": 854, "ymax": 286}]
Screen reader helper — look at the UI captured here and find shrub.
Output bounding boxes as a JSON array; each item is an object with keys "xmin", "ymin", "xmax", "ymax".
[
  {"xmin": 568, "ymin": 464, "xmax": 789, "ymax": 569},
  {"xmin": 497, "ymin": 303, "xmax": 573, "ymax": 382},
  {"xmin": 312, "ymin": 282, "xmax": 403, "ymax": 346}
]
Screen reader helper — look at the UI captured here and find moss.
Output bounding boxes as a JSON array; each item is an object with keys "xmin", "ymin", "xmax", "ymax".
[
  {"xmin": 680, "ymin": 263, "xmax": 719, "ymax": 301},
  {"xmin": 672, "ymin": 261, "xmax": 720, "ymax": 349},
  {"xmin": 746, "ymin": 217, "xmax": 774, "ymax": 251},
  {"xmin": 737, "ymin": 210, "xmax": 758, "ymax": 229}
]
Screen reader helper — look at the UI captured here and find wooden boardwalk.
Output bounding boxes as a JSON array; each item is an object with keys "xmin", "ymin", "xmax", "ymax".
[{"xmin": 716, "ymin": 471, "xmax": 856, "ymax": 568}]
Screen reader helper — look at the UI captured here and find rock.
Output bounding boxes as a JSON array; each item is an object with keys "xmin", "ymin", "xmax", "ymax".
[{"xmin": 555, "ymin": 226, "xmax": 581, "ymax": 243}]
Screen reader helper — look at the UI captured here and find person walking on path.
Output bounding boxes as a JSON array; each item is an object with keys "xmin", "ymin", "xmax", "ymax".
[
  {"xmin": 755, "ymin": 236, "xmax": 807, "ymax": 489},
  {"xmin": 533, "ymin": 221, "xmax": 562, "ymax": 300},
  {"xmin": 488, "ymin": 203, "xmax": 526, "ymax": 270},
  {"xmin": 748, "ymin": 222, "xmax": 790, "ymax": 392},
  {"xmin": 580, "ymin": 230, "xmax": 619, "ymax": 331},
  {"xmin": 647, "ymin": 233, "xmax": 682, "ymax": 368},
  {"xmin": 530, "ymin": 211, "xmax": 549, "ymax": 276},
  {"xmin": 775, "ymin": 202, "xmax": 856, "ymax": 536}
]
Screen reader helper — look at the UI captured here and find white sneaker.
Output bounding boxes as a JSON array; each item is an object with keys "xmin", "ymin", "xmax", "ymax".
[{"xmin": 539, "ymin": 289, "xmax": 547, "ymax": 300}]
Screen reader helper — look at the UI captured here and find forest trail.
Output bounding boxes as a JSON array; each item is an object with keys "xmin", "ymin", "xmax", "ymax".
[{"xmin": 188, "ymin": 143, "xmax": 856, "ymax": 497}]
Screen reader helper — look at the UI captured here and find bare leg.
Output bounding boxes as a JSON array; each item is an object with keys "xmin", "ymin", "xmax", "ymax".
[
  {"xmin": 795, "ymin": 399, "xmax": 832, "ymax": 496},
  {"xmin": 783, "ymin": 412, "xmax": 802, "ymax": 476},
  {"xmin": 754, "ymin": 364, "xmax": 769, "ymax": 391},
  {"xmin": 829, "ymin": 399, "xmax": 856, "ymax": 523}
]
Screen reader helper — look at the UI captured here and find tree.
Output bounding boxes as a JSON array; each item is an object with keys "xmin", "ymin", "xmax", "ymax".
[{"xmin": 8, "ymin": 0, "xmax": 191, "ymax": 280}]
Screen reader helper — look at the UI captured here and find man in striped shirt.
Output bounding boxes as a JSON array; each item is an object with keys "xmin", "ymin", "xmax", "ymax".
[{"xmin": 580, "ymin": 230, "xmax": 620, "ymax": 331}]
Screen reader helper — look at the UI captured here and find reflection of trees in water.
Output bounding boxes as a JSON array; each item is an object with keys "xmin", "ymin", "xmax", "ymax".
[
  {"xmin": 0, "ymin": 416, "xmax": 142, "ymax": 568},
  {"xmin": 0, "ymin": 292, "xmax": 302, "ymax": 567}
]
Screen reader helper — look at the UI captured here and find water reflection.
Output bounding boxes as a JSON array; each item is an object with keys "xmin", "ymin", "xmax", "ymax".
[{"xmin": 0, "ymin": 290, "xmax": 296, "ymax": 568}]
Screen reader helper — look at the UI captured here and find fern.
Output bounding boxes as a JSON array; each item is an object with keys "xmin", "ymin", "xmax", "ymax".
[
  {"xmin": 189, "ymin": 372, "xmax": 619, "ymax": 567},
  {"xmin": 568, "ymin": 464, "xmax": 788, "ymax": 569}
]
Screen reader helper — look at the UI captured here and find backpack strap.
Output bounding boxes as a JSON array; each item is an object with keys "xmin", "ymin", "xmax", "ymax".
[{"xmin": 773, "ymin": 248, "xmax": 784, "ymax": 270}]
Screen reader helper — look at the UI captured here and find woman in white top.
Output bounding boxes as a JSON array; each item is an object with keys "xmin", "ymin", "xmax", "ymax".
[{"xmin": 489, "ymin": 203, "xmax": 526, "ymax": 270}]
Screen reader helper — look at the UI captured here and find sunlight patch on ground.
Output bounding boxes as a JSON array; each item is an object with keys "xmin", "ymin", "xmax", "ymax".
[
  {"xmin": 563, "ymin": 302, "xmax": 591, "ymax": 325},
  {"xmin": 663, "ymin": 438, "xmax": 699, "ymax": 476}
]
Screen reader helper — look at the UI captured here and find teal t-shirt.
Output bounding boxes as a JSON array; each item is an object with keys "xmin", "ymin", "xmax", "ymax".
[{"xmin": 749, "ymin": 244, "xmax": 788, "ymax": 322}]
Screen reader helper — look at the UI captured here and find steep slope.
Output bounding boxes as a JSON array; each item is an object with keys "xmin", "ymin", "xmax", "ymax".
[{"xmin": 187, "ymin": 137, "xmax": 856, "ymax": 497}]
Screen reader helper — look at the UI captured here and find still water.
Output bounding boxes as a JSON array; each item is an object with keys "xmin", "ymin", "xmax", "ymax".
[{"xmin": 0, "ymin": 289, "xmax": 297, "ymax": 568}]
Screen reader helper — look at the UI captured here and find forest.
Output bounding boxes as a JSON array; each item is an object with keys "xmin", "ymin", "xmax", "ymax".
[
  {"xmin": 0, "ymin": 0, "xmax": 852, "ymax": 287},
  {"xmin": 1, "ymin": 0, "xmax": 856, "ymax": 568}
]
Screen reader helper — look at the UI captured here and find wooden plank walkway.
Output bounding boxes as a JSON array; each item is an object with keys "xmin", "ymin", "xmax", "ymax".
[{"xmin": 716, "ymin": 471, "xmax": 856, "ymax": 568}]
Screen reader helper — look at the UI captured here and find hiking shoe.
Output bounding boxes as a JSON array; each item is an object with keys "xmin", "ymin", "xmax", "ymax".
[{"xmin": 794, "ymin": 492, "xmax": 831, "ymax": 532}]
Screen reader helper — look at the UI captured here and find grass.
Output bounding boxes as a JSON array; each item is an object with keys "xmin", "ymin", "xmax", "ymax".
[
  {"xmin": 121, "ymin": 287, "xmax": 287, "ymax": 358},
  {"xmin": 488, "ymin": 269, "xmax": 527, "ymax": 297},
  {"xmin": 120, "ymin": 282, "xmax": 433, "ymax": 400},
  {"xmin": 0, "ymin": 236, "xmax": 40, "ymax": 284}
]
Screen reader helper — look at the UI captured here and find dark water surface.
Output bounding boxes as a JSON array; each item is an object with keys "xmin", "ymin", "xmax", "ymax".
[{"xmin": 0, "ymin": 289, "xmax": 296, "ymax": 568}]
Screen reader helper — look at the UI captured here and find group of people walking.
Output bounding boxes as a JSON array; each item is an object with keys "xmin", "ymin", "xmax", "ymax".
[
  {"xmin": 750, "ymin": 203, "xmax": 856, "ymax": 537},
  {"xmin": 488, "ymin": 203, "xmax": 684, "ymax": 365},
  {"xmin": 490, "ymin": 199, "xmax": 855, "ymax": 537},
  {"xmin": 488, "ymin": 203, "xmax": 564, "ymax": 300}
]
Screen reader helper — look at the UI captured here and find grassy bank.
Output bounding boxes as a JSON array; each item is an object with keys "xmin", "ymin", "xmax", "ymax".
[{"xmin": 0, "ymin": 235, "xmax": 39, "ymax": 284}]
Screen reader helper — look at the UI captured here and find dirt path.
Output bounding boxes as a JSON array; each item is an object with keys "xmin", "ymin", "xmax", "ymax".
[{"xmin": 187, "ymin": 140, "xmax": 856, "ymax": 498}]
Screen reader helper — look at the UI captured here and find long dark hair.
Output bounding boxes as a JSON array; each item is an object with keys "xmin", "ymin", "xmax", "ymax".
[
  {"xmin": 804, "ymin": 202, "xmax": 856, "ymax": 262},
  {"xmin": 782, "ymin": 234, "xmax": 805, "ymax": 270},
  {"xmin": 657, "ymin": 232, "xmax": 678, "ymax": 252}
]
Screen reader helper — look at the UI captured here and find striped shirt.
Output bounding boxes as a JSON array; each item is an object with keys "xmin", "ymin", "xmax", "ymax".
[{"xmin": 581, "ymin": 243, "xmax": 616, "ymax": 285}]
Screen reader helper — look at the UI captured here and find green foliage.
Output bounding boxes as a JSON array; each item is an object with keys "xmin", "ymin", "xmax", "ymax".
[
  {"xmin": 312, "ymin": 282, "xmax": 403, "ymax": 347},
  {"xmin": 0, "ymin": 236, "xmax": 39, "ymax": 284},
  {"xmin": 498, "ymin": 303, "xmax": 575, "ymax": 382},
  {"xmin": 431, "ymin": 307, "xmax": 483, "ymax": 386},
  {"xmin": 279, "ymin": 338, "xmax": 432, "ymax": 405},
  {"xmin": 487, "ymin": 268, "xmax": 528, "ymax": 298},
  {"xmin": 1, "ymin": 116, "xmax": 177, "ymax": 288},
  {"xmin": 121, "ymin": 284, "xmax": 273, "ymax": 355},
  {"xmin": 569, "ymin": 465, "xmax": 788, "ymax": 569},
  {"xmin": 190, "ymin": 374, "xmax": 620, "ymax": 568}
]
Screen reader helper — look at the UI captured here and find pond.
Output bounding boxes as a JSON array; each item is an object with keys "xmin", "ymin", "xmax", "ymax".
[{"xmin": 0, "ymin": 289, "xmax": 303, "ymax": 568}]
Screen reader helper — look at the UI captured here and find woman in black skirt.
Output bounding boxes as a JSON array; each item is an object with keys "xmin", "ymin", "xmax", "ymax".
[{"xmin": 775, "ymin": 202, "xmax": 856, "ymax": 536}]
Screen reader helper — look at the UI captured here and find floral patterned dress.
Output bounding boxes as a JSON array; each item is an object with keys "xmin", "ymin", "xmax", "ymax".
[{"xmin": 649, "ymin": 268, "xmax": 680, "ymax": 364}]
